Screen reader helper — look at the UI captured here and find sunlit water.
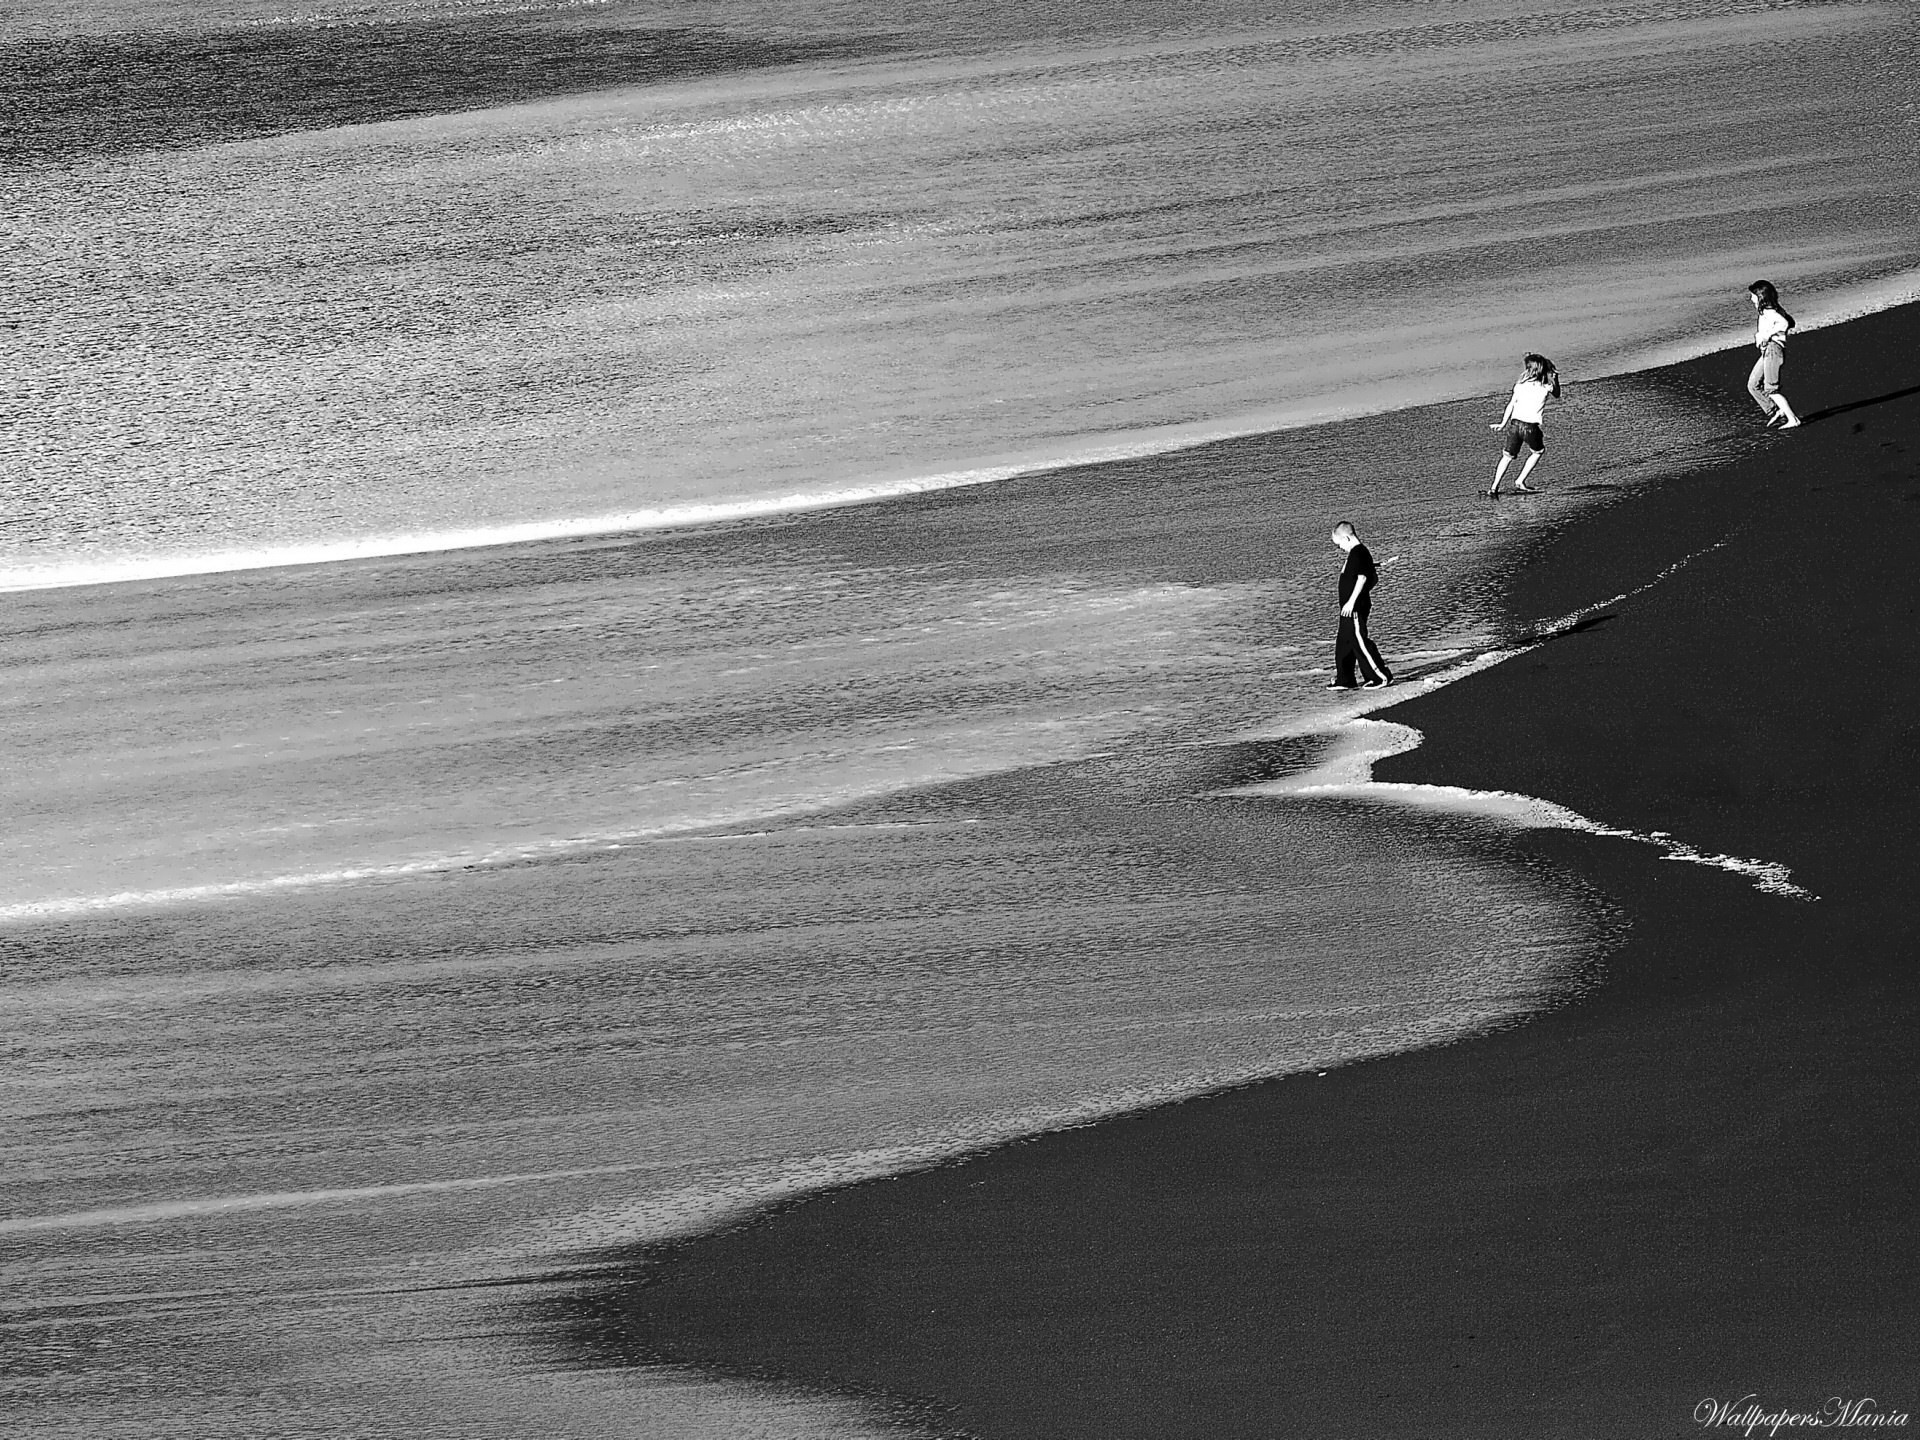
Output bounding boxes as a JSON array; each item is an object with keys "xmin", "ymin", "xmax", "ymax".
[
  {"xmin": 0, "ymin": 377, "xmax": 1757, "ymax": 1439},
  {"xmin": 2, "ymin": 0, "xmax": 1916, "ymax": 1435},
  {"xmin": 4, "ymin": 0, "xmax": 1917, "ymax": 585}
]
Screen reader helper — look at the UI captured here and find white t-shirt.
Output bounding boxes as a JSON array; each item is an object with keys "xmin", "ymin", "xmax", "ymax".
[
  {"xmin": 1510, "ymin": 377, "xmax": 1554, "ymax": 425},
  {"xmin": 1756, "ymin": 309, "xmax": 1791, "ymax": 349}
]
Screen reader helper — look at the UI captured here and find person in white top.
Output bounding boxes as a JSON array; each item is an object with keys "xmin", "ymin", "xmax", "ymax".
[
  {"xmin": 1486, "ymin": 353, "xmax": 1560, "ymax": 496},
  {"xmin": 1746, "ymin": 279, "xmax": 1801, "ymax": 429}
]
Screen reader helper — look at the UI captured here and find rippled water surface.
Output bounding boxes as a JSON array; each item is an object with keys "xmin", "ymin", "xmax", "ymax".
[
  {"xmin": 0, "ymin": 374, "xmax": 1740, "ymax": 1439},
  {"xmin": 5, "ymin": 0, "xmax": 1916, "ymax": 584},
  {"xmin": 0, "ymin": 426, "xmax": 1621, "ymax": 1439},
  {"xmin": 2, "ymin": 0, "xmax": 1915, "ymax": 1435}
]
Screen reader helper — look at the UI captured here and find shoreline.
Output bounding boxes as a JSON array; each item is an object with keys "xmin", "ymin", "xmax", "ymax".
[
  {"xmin": 9, "ymin": 272, "xmax": 1916, "ymax": 598},
  {"xmin": 544, "ymin": 301, "xmax": 1920, "ymax": 1435}
]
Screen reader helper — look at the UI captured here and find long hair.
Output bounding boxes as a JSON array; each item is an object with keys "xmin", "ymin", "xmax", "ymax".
[
  {"xmin": 1748, "ymin": 280, "xmax": 1796, "ymax": 330},
  {"xmin": 1522, "ymin": 352, "xmax": 1560, "ymax": 396}
]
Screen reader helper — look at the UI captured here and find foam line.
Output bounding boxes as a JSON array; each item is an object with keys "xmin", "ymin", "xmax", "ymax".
[
  {"xmin": 0, "ymin": 412, "xmax": 1377, "ymax": 593},
  {"xmin": 0, "ymin": 542, "xmax": 1739, "ymax": 927},
  {"xmin": 0, "ymin": 800, "xmax": 860, "ymax": 927},
  {"xmin": 1230, "ymin": 533, "xmax": 1813, "ymax": 900},
  {"xmin": 0, "ymin": 1162, "xmax": 672, "ymax": 1238},
  {"xmin": 1254, "ymin": 529, "xmax": 1733, "ymax": 740},
  {"xmin": 4, "ymin": 568, "xmax": 1780, "ymax": 1245},
  {"xmin": 9, "ymin": 277, "xmax": 1917, "ymax": 596},
  {"xmin": 1247, "ymin": 717, "xmax": 1812, "ymax": 900}
]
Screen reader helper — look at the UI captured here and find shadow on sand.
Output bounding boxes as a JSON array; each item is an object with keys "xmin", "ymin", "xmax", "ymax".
[{"xmin": 1807, "ymin": 382, "xmax": 1920, "ymax": 426}]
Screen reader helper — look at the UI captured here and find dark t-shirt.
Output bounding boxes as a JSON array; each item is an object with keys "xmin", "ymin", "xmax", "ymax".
[{"xmin": 1339, "ymin": 543, "xmax": 1378, "ymax": 612}]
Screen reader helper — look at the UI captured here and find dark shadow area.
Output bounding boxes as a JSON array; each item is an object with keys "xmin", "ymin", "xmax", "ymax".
[
  {"xmin": 1805, "ymin": 382, "xmax": 1920, "ymax": 425},
  {"xmin": 1515, "ymin": 611, "xmax": 1615, "ymax": 645},
  {"xmin": 1, "ymin": 20, "xmax": 893, "ymax": 167},
  {"xmin": 1558, "ymin": 612, "xmax": 1615, "ymax": 634}
]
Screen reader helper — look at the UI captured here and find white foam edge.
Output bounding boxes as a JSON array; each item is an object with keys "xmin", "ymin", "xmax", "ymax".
[
  {"xmin": 0, "ymin": 518, "xmax": 1815, "ymax": 1248},
  {"xmin": 0, "ymin": 402, "xmax": 1468, "ymax": 593},
  {"xmin": 1236, "ymin": 717, "xmax": 1810, "ymax": 900},
  {"xmin": 0, "ymin": 539, "xmax": 1780, "ymax": 926},
  {"xmin": 1226, "ymin": 551, "xmax": 1815, "ymax": 902},
  {"xmin": 9, "ymin": 268, "xmax": 1918, "ymax": 596},
  {"xmin": 0, "ymin": 795, "xmax": 903, "ymax": 927}
]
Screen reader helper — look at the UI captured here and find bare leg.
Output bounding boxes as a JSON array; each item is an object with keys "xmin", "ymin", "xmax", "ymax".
[
  {"xmin": 1487, "ymin": 454, "xmax": 1512, "ymax": 496},
  {"xmin": 1513, "ymin": 451, "xmax": 1542, "ymax": 491},
  {"xmin": 1772, "ymin": 392, "xmax": 1802, "ymax": 428}
]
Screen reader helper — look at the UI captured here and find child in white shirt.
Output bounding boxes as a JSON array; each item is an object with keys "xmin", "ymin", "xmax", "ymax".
[
  {"xmin": 1746, "ymin": 280, "xmax": 1801, "ymax": 429},
  {"xmin": 1487, "ymin": 353, "xmax": 1560, "ymax": 496}
]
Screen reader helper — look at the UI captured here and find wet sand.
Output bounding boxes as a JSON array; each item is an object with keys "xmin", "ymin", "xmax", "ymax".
[
  {"xmin": 0, "ymin": 327, "xmax": 1614, "ymax": 1438},
  {"xmin": 552, "ymin": 302, "xmax": 1920, "ymax": 1436}
]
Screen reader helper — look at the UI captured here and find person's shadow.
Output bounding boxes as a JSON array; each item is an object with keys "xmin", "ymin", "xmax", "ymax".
[
  {"xmin": 1514, "ymin": 612, "xmax": 1616, "ymax": 646},
  {"xmin": 1805, "ymin": 382, "xmax": 1920, "ymax": 426}
]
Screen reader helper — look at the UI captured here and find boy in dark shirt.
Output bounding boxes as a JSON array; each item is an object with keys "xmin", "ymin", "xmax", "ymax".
[{"xmin": 1330, "ymin": 521, "xmax": 1393, "ymax": 690}]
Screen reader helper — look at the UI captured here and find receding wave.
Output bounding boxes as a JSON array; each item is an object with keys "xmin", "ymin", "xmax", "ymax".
[
  {"xmin": 0, "ymin": 398, "xmax": 1455, "ymax": 591},
  {"xmin": 7, "ymin": 267, "xmax": 1912, "ymax": 597}
]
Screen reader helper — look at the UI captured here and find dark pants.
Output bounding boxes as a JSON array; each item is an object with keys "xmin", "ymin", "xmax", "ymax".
[{"xmin": 1335, "ymin": 606, "xmax": 1391, "ymax": 686}]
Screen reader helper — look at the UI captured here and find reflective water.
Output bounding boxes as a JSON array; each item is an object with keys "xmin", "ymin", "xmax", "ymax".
[
  {"xmin": 0, "ymin": 414, "xmax": 1623, "ymax": 1438},
  {"xmin": 5, "ymin": 0, "xmax": 1915, "ymax": 585},
  {"xmin": 2, "ymin": 0, "xmax": 1914, "ymax": 1434},
  {"xmin": 0, "ymin": 374, "xmax": 1715, "ymax": 1438}
]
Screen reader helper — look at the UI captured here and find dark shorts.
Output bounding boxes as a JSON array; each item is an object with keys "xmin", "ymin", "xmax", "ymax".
[{"xmin": 1502, "ymin": 419, "xmax": 1545, "ymax": 457}]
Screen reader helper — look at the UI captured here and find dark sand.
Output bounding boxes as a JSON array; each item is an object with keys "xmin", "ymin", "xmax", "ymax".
[{"xmin": 553, "ymin": 304, "xmax": 1920, "ymax": 1437}]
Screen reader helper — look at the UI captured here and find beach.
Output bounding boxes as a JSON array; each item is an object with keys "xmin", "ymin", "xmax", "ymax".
[
  {"xmin": 10, "ymin": 0, "xmax": 1919, "ymax": 589},
  {"xmin": 551, "ymin": 304, "xmax": 1920, "ymax": 1436},
  {"xmin": 4, "ymin": 355, "xmax": 1631, "ymax": 1440},
  {"xmin": 7, "ymin": 2, "xmax": 1920, "ymax": 1434},
  {"xmin": 6, "ymin": 293, "xmax": 1917, "ymax": 1440}
]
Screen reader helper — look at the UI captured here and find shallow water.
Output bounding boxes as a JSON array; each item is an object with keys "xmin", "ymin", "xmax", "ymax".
[
  {"xmin": 0, "ymin": 434, "xmax": 1619, "ymax": 1439},
  {"xmin": 0, "ymin": 377, "xmax": 1711, "ymax": 915},
  {"xmin": 3, "ymin": 0, "xmax": 1915, "ymax": 1434},
  {"xmin": 4, "ymin": 0, "xmax": 1916, "ymax": 585},
  {"xmin": 0, "ymin": 372, "xmax": 1722, "ymax": 1437}
]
